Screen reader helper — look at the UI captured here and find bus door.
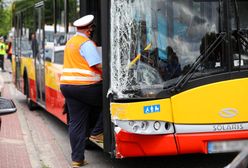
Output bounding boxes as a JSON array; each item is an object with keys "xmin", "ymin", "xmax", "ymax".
[
  {"xmin": 34, "ymin": 3, "xmax": 46, "ymax": 106},
  {"xmin": 15, "ymin": 14, "xmax": 22, "ymax": 90}
]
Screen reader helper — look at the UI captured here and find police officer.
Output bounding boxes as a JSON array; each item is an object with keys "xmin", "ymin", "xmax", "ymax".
[
  {"xmin": 60, "ymin": 15, "xmax": 103, "ymax": 168},
  {"xmin": 0, "ymin": 37, "xmax": 7, "ymax": 72}
]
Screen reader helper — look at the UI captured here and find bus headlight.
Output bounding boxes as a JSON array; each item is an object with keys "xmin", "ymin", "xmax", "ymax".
[
  {"xmin": 115, "ymin": 120, "xmax": 174, "ymax": 135},
  {"xmin": 153, "ymin": 121, "xmax": 161, "ymax": 130}
]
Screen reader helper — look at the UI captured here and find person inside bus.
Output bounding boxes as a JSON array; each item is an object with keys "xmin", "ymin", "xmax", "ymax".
[
  {"xmin": 200, "ymin": 32, "xmax": 220, "ymax": 69},
  {"xmin": 31, "ymin": 33, "xmax": 39, "ymax": 58},
  {"xmin": 60, "ymin": 15, "xmax": 103, "ymax": 168},
  {"xmin": 158, "ymin": 46, "xmax": 181, "ymax": 80},
  {"xmin": 166, "ymin": 46, "xmax": 181, "ymax": 79}
]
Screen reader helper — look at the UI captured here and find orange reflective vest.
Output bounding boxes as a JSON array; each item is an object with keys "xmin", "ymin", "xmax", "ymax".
[{"xmin": 60, "ymin": 35, "xmax": 102, "ymax": 85}]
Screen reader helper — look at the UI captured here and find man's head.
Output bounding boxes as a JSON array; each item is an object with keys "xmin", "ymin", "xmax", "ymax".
[
  {"xmin": 73, "ymin": 15, "xmax": 96, "ymax": 38},
  {"xmin": 31, "ymin": 33, "xmax": 36, "ymax": 40}
]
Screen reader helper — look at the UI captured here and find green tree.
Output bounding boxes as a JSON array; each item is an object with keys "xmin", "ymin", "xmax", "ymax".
[
  {"xmin": 14, "ymin": 0, "xmax": 35, "ymax": 11},
  {"xmin": 0, "ymin": 0, "xmax": 12, "ymax": 37}
]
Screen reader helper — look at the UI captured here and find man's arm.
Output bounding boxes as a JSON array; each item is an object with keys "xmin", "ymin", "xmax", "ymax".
[
  {"xmin": 94, "ymin": 63, "xmax": 102, "ymax": 73},
  {"xmin": 95, "ymin": 63, "xmax": 102, "ymax": 69},
  {"xmin": 80, "ymin": 41, "xmax": 102, "ymax": 67}
]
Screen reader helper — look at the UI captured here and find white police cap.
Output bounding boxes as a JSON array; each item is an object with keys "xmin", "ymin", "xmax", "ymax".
[{"xmin": 73, "ymin": 15, "xmax": 94, "ymax": 27}]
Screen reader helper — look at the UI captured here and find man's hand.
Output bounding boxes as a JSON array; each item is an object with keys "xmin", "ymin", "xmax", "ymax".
[{"xmin": 94, "ymin": 63, "xmax": 102, "ymax": 74}]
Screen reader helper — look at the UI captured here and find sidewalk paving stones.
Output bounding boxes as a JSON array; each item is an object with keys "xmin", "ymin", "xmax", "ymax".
[{"xmin": 0, "ymin": 59, "xmax": 70, "ymax": 168}]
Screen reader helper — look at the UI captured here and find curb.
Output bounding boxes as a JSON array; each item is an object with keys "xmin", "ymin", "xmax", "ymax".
[{"xmin": 0, "ymin": 74, "xmax": 4, "ymax": 96}]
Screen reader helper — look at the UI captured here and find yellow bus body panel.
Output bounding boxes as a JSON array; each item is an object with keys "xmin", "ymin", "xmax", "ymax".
[
  {"xmin": 45, "ymin": 62, "xmax": 62, "ymax": 91},
  {"xmin": 21, "ymin": 57, "xmax": 35, "ymax": 80},
  {"xmin": 11, "ymin": 55, "xmax": 16, "ymax": 78},
  {"xmin": 111, "ymin": 99, "xmax": 173, "ymax": 122},
  {"xmin": 172, "ymin": 78, "xmax": 248, "ymax": 124}
]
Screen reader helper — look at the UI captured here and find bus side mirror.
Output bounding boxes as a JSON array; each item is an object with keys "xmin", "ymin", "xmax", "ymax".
[{"xmin": 0, "ymin": 98, "xmax": 17, "ymax": 116}]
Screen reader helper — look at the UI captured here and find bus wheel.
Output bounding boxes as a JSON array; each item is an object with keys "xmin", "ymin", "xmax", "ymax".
[{"xmin": 25, "ymin": 80, "xmax": 37, "ymax": 111}]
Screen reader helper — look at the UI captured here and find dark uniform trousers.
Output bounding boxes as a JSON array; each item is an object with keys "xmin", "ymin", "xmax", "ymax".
[
  {"xmin": 0, "ymin": 55, "xmax": 4, "ymax": 70},
  {"xmin": 60, "ymin": 82, "xmax": 103, "ymax": 161}
]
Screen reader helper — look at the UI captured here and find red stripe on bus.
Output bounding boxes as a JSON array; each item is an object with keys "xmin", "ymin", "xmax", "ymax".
[
  {"xmin": 45, "ymin": 86, "xmax": 67, "ymax": 124},
  {"xmin": 175, "ymin": 130, "xmax": 248, "ymax": 154},
  {"xmin": 115, "ymin": 130, "xmax": 177, "ymax": 158},
  {"xmin": 29, "ymin": 79, "xmax": 37, "ymax": 102}
]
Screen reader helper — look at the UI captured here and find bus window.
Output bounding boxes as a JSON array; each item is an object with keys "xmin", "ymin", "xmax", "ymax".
[
  {"xmin": 45, "ymin": 48, "xmax": 53, "ymax": 62},
  {"xmin": 44, "ymin": 0, "xmax": 55, "ymax": 46},
  {"xmin": 23, "ymin": 7, "xmax": 34, "ymax": 58},
  {"xmin": 230, "ymin": 0, "xmax": 248, "ymax": 30},
  {"xmin": 55, "ymin": 0, "xmax": 66, "ymax": 46},
  {"xmin": 55, "ymin": 33, "xmax": 66, "ymax": 46},
  {"xmin": 56, "ymin": 0, "xmax": 65, "ymax": 33},
  {"xmin": 54, "ymin": 50, "xmax": 64, "ymax": 65},
  {"xmin": 68, "ymin": 0, "xmax": 79, "ymax": 34},
  {"xmin": 230, "ymin": 0, "xmax": 248, "ymax": 69},
  {"xmin": 110, "ymin": 0, "xmax": 225, "ymax": 99}
]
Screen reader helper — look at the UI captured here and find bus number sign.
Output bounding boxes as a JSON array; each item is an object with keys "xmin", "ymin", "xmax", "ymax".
[{"xmin": 144, "ymin": 105, "xmax": 160, "ymax": 114}]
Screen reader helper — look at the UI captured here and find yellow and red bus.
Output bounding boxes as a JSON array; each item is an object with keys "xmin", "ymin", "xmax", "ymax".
[
  {"xmin": 12, "ymin": 0, "xmax": 101, "ymax": 124},
  {"xmin": 12, "ymin": 0, "xmax": 248, "ymax": 158}
]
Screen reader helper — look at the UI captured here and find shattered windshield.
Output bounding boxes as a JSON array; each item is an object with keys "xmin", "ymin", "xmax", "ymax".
[{"xmin": 110, "ymin": 0, "xmax": 223, "ymax": 99}]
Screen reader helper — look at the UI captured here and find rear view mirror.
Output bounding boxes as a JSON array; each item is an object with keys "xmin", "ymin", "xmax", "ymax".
[{"xmin": 0, "ymin": 98, "xmax": 17, "ymax": 116}]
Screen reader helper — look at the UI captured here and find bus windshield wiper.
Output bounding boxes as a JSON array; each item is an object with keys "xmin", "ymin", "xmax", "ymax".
[
  {"xmin": 171, "ymin": 32, "xmax": 226, "ymax": 92},
  {"xmin": 237, "ymin": 31, "xmax": 248, "ymax": 51}
]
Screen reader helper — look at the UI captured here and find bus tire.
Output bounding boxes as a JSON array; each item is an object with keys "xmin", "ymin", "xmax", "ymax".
[{"xmin": 25, "ymin": 78, "xmax": 37, "ymax": 111}]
